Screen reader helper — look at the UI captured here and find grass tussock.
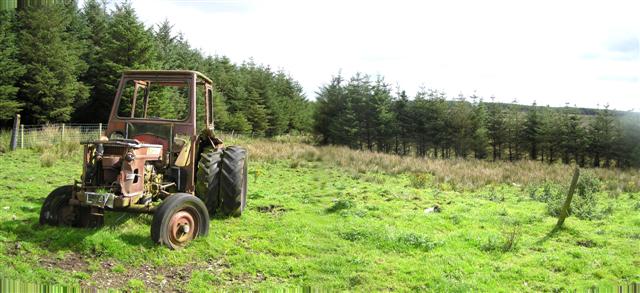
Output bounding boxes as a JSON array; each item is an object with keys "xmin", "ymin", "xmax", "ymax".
[
  {"xmin": 0, "ymin": 130, "xmax": 12, "ymax": 153},
  {"xmin": 480, "ymin": 225, "xmax": 521, "ymax": 253},
  {"xmin": 240, "ymin": 138, "xmax": 640, "ymax": 192}
]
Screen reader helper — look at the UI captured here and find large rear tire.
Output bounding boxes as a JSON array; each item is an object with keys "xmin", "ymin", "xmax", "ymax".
[
  {"xmin": 151, "ymin": 193, "xmax": 210, "ymax": 249},
  {"xmin": 220, "ymin": 146, "xmax": 248, "ymax": 217},
  {"xmin": 195, "ymin": 146, "xmax": 222, "ymax": 215}
]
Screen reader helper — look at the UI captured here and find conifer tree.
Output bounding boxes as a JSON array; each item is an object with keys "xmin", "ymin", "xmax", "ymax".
[
  {"xmin": 486, "ymin": 98, "xmax": 506, "ymax": 161},
  {"xmin": 0, "ymin": 10, "xmax": 25, "ymax": 121},
  {"xmin": 17, "ymin": 3, "xmax": 88, "ymax": 123}
]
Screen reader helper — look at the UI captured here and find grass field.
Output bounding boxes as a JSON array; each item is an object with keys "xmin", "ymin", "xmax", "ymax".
[{"xmin": 0, "ymin": 138, "xmax": 638, "ymax": 291}]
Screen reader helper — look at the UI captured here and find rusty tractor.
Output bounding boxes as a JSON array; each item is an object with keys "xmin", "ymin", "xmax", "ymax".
[{"xmin": 39, "ymin": 70, "xmax": 248, "ymax": 249}]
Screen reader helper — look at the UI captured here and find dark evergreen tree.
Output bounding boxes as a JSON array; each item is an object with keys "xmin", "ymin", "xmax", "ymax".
[
  {"xmin": 523, "ymin": 102, "xmax": 542, "ymax": 160},
  {"xmin": 486, "ymin": 97, "xmax": 506, "ymax": 161},
  {"xmin": 17, "ymin": 3, "xmax": 89, "ymax": 123},
  {"xmin": 0, "ymin": 10, "xmax": 25, "ymax": 121},
  {"xmin": 391, "ymin": 89, "xmax": 412, "ymax": 155},
  {"xmin": 75, "ymin": 0, "xmax": 110, "ymax": 122},
  {"xmin": 587, "ymin": 105, "xmax": 618, "ymax": 167},
  {"xmin": 471, "ymin": 97, "xmax": 489, "ymax": 159}
]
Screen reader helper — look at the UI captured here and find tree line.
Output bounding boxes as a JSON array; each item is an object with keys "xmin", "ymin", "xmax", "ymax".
[
  {"xmin": 2, "ymin": 1, "xmax": 639, "ymax": 169},
  {"xmin": 0, "ymin": 0, "xmax": 312, "ymax": 136},
  {"xmin": 314, "ymin": 74, "xmax": 640, "ymax": 168}
]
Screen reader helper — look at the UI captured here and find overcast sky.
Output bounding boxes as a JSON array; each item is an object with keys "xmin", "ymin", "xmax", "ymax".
[{"xmin": 101, "ymin": 0, "xmax": 639, "ymax": 110}]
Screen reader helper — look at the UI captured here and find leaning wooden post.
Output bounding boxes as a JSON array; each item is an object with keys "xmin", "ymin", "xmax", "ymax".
[
  {"xmin": 20, "ymin": 124, "xmax": 24, "ymax": 149},
  {"xmin": 10, "ymin": 114, "xmax": 20, "ymax": 151},
  {"xmin": 555, "ymin": 167, "xmax": 580, "ymax": 230}
]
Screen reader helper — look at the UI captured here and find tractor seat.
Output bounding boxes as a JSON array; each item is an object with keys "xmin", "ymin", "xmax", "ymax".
[{"xmin": 132, "ymin": 133, "xmax": 169, "ymax": 152}]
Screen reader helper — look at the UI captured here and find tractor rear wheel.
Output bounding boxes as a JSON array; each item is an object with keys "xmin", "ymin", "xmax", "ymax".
[
  {"xmin": 195, "ymin": 146, "xmax": 222, "ymax": 215},
  {"xmin": 220, "ymin": 146, "xmax": 248, "ymax": 217},
  {"xmin": 151, "ymin": 193, "xmax": 209, "ymax": 249}
]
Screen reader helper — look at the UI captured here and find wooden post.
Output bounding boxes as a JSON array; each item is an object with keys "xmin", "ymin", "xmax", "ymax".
[
  {"xmin": 20, "ymin": 124, "xmax": 24, "ymax": 149},
  {"xmin": 554, "ymin": 167, "xmax": 580, "ymax": 230},
  {"xmin": 61, "ymin": 123, "xmax": 65, "ymax": 142},
  {"xmin": 98, "ymin": 123, "xmax": 102, "ymax": 139},
  {"xmin": 10, "ymin": 114, "xmax": 20, "ymax": 151}
]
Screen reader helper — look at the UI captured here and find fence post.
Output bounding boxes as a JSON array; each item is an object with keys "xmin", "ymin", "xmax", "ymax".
[
  {"xmin": 20, "ymin": 124, "xmax": 24, "ymax": 149},
  {"xmin": 554, "ymin": 167, "xmax": 580, "ymax": 231},
  {"xmin": 98, "ymin": 123, "xmax": 102, "ymax": 139},
  {"xmin": 10, "ymin": 114, "xmax": 20, "ymax": 151},
  {"xmin": 61, "ymin": 123, "xmax": 65, "ymax": 142}
]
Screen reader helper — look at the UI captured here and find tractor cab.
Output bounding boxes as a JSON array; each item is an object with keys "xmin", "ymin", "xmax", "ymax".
[{"xmin": 106, "ymin": 70, "xmax": 217, "ymax": 189}]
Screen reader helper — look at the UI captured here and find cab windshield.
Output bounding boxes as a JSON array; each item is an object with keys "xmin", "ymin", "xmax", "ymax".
[{"xmin": 117, "ymin": 79, "xmax": 190, "ymax": 121}]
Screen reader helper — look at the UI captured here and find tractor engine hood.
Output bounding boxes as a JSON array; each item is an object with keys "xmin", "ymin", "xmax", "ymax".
[{"xmin": 81, "ymin": 139, "xmax": 163, "ymax": 198}]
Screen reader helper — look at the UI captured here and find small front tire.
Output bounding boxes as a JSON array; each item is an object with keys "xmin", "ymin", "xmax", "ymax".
[
  {"xmin": 151, "ymin": 193, "xmax": 210, "ymax": 249},
  {"xmin": 40, "ymin": 185, "xmax": 78, "ymax": 226}
]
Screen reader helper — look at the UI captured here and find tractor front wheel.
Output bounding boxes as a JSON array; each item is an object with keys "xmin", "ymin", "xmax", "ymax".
[
  {"xmin": 40, "ymin": 185, "xmax": 79, "ymax": 226},
  {"xmin": 151, "ymin": 193, "xmax": 210, "ymax": 249},
  {"xmin": 40, "ymin": 186, "xmax": 103, "ymax": 228}
]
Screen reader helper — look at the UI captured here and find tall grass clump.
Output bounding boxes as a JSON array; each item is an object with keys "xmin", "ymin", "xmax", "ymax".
[
  {"xmin": 480, "ymin": 224, "xmax": 521, "ymax": 253},
  {"xmin": 40, "ymin": 152, "xmax": 57, "ymax": 167},
  {"xmin": 0, "ymin": 130, "xmax": 11, "ymax": 153}
]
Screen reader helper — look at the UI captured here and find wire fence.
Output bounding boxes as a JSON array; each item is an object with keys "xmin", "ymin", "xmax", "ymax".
[
  {"xmin": 15, "ymin": 123, "xmax": 104, "ymax": 149},
  {"xmin": 8, "ymin": 122, "xmax": 302, "ymax": 151}
]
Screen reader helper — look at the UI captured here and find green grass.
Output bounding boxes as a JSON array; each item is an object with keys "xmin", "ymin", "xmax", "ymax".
[{"xmin": 0, "ymin": 146, "xmax": 638, "ymax": 291}]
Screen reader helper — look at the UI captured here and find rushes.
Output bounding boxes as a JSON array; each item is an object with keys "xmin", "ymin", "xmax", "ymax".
[{"xmin": 244, "ymin": 139, "xmax": 640, "ymax": 192}]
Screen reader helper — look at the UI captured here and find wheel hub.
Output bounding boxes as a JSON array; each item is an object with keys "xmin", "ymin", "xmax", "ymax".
[{"xmin": 168, "ymin": 210, "xmax": 197, "ymax": 246}]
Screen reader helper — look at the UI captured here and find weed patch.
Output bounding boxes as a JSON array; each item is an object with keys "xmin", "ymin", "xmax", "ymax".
[
  {"xmin": 339, "ymin": 228, "xmax": 440, "ymax": 252},
  {"xmin": 326, "ymin": 199, "xmax": 354, "ymax": 213}
]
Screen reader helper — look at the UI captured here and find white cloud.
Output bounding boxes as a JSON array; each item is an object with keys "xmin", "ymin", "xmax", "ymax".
[{"xmin": 115, "ymin": 0, "xmax": 639, "ymax": 110}]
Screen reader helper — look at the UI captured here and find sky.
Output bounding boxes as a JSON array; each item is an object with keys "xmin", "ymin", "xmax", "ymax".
[{"xmin": 97, "ymin": 0, "xmax": 639, "ymax": 110}]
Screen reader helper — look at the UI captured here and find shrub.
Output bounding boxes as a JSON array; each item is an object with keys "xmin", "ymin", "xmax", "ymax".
[
  {"xmin": 572, "ymin": 172, "xmax": 601, "ymax": 220},
  {"xmin": 531, "ymin": 181, "xmax": 561, "ymax": 203},
  {"xmin": 409, "ymin": 173, "xmax": 432, "ymax": 189},
  {"xmin": 545, "ymin": 171, "xmax": 604, "ymax": 220}
]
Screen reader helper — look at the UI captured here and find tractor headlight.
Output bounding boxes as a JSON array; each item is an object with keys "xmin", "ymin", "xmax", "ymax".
[{"xmin": 124, "ymin": 151, "xmax": 136, "ymax": 162}]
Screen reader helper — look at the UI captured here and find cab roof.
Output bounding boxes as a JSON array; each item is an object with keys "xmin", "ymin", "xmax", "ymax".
[{"xmin": 122, "ymin": 70, "xmax": 213, "ymax": 84}]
